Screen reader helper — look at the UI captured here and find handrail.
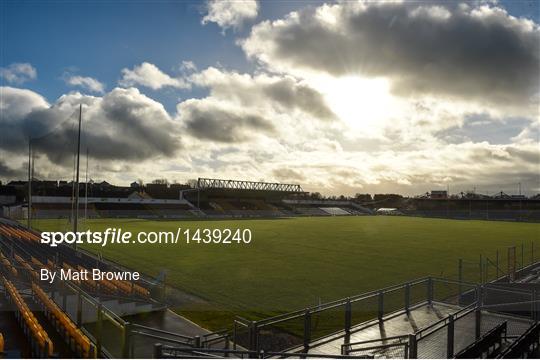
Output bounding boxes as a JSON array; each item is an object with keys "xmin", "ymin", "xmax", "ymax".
[
  {"xmin": 345, "ymin": 342, "xmax": 408, "ymax": 354},
  {"xmin": 131, "ymin": 323, "xmax": 196, "ymax": 342},
  {"xmin": 342, "ymin": 334, "xmax": 409, "ymax": 355},
  {"xmin": 431, "ymin": 277, "xmax": 478, "ymax": 287},
  {"xmin": 156, "ymin": 344, "xmax": 370, "ymax": 359},
  {"xmin": 344, "ymin": 334, "xmax": 409, "ymax": 348},
  {"xmin": 481, "ymin": 299, "xmax": 540, "ymax": 309},
  {"xmin": 416, "ymin": 303, "xmax": 476, "ymax": 339},
  {"xmin": 130, "ymin": 330, "xmax": 193, "ymax": 347},
  {"xmin": 482, "ymin": 284, "xmax": 533, "ymax": 296},
  {"xmin": 203, "ymin": 329, "xmax": 229, "ymax": 339},
  {"xmin": 497, "ymin": 322, "xmax": 540, "ymax": 358},
  {"xmin": 454, "ymin": 321, "xmax": 507, "ymax": 358}
]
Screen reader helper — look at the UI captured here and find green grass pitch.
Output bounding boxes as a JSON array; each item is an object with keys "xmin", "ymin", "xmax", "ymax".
[{"xmin": 32, "ymin": 216, "xmax": 539, "ymax": 330}]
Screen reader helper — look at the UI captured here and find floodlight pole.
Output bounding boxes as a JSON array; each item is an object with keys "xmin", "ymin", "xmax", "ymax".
[
  {"xmin": 85, "ymin": 147, "xmax": 89, "ymax": 223},
  {"xmin": 74, "ymin": 104, "xmax": 82, "ymax": 236},
  {"xmin": 27, "ymin": 140, "xmax": 32, "ymax": 228}
]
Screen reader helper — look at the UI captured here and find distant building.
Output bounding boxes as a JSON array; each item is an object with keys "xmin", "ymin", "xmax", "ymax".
[
  {"xmin": 511, "ymin": 195, "xmax": 527, "ymax": 199},
  {"xmin": 430, "ymin": 190, "xmax": 448, "ymax": 199}
]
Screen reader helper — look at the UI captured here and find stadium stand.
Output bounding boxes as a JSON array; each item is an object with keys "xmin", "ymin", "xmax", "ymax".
[
  {"xmin": 320, "ymin": 207, "xmax": 351, "ymax": 216},
  {"xmin": 32, "ymin": 283, "xmax": 95, "ymax": 358},
  {"xmin": 0, "ymin": 218, "xmax": 165, "ymax": 357},
  {"xmin": 93, "ymin": 202, "xmax": 194, "ymax": 219},
  {"xmin": 32, "ymin": 203, "xmax": 99, "ymax": 219},
  {"xmin": 2, "ymin": 276, "xmax": 54, "ymax": 357},
  {"xmin": 0, "ymin": 250, "xmax": 18, "ymax": 277},
  {"xmin": 0, "ymin": 220, "xmax": 152, "ymax": 301},
  {"xmin": 294, "ymin": 207, "xmax": 329, "ymax": 216}
]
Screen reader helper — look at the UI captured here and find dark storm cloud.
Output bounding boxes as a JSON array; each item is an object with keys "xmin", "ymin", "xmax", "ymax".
[
  {"xmin": 242, "ymin": 2, "xmax": 540, "ymax": 108},
  {"xmin": 0, "ymin": 87, "xmax": 181, "ymax": 166},
  {"xmin": 180, "ymin": 99, "xmax": 275, "ymax": 143}
]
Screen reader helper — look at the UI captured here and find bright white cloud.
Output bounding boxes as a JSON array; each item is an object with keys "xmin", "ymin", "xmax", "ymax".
[
  {"xmin": 241, "ymin": 1, "xmax": 539, "ymax": 115},
  {"xmin": 0, "ymin": 86, "xmax": 49, "ymax": 123},
  {"xmin": 66, "ymin": 75, "xmax": 105, "ymax": 93},
  {"xmin": 0, "ymin": 63, "xmax": 37, "ymax": 84},
  {"xmin": 202, "ymin": 0, "xmax": 258, "ymax": 32},
  {"xmin": 119, "ymin": 62, "xmax": 189, "ymax": 90},
  {"xmin": 180, "ymin": 60, "xmax": 197, "ymax": 72},
  {"xmin": 189, "ymin": 67, "xmax": 336, "ymax": 122},
  {"xmin": 2, "ymin": 2, "xmax": 539, "ymax": 196}
]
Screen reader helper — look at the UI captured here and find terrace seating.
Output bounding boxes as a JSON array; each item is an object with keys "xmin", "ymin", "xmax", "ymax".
[
  {"xmin": 62, "ymin": 262, "xmax": 150, "ymax": 298},
  {"xmin": 31, "ymin": 203, "xmax": 99, "ymax": 219},
  {"xmin": 93, "ymin": 202, "xmax": 153, "ymax": 218},
  {"xmin": 0, "ymin": 224, "xmax": 41, "ymax": 243},
  {"xmin": 31, "ymin": 256, "xmax": 48, "ymax": 270},
  {"xmin": 1, "ymin": 220, "xmax": 151, "ymax": 300},
  {"xmin": 320, "ymin": 207, "xmax": 350, "ymax": 216},
  {"xmin": 1, "ymin": 220, "xmax": 152, "ymax": 299},
  {"xmin": 294, "ymin": 207, "xmax": 328, "ymax": 216},
  {"xmin": 0, "ymin": 251, "xmax": 18, "ymax": 277},
  {"xmin": 14, "ymin": 254, "xmax": 38, "ymax": 280},
  {"xmin": 2, "ymin": 276, "xmax": 54, "ymax": 357},
  {"xmin": 32, "ymin": 283, "xmax": 95, "ymax": 358}
]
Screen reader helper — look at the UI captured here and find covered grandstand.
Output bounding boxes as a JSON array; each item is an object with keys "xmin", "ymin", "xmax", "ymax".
[{"xmin": 3, "ymin": 178, "xmax": 539, "ymax": 222}]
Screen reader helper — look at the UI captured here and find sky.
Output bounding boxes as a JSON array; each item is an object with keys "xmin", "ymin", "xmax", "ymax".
[{"xmin": 0, "ymin": 0, "xmax": 539, "ymax": 196}]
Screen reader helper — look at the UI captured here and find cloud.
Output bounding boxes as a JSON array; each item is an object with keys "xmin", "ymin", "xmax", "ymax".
[
  {"xmin": 190, "ymin": 67, "xmax": 336, "ymax": 121},
  {"xmin": 241, "ymin": 2, "xmax": 539, "ymax": 112},
  {"xmin": 180, "ymin": 60, "xmax": 197, "ymax": 73},
  {"xmin": 119, "ymin": 62, "xmax": 189, "ymax": 90},
  {"xmin": 0, "ymin": 63, "xmax": 37, "ymax": 84},
  {"xmin": 0, "ymin": 87, "xmax": 181, "ymax": 168},
  {"xmin": 0, "ymin": 159, "xmax": 26, "ymax": 178},
  {"xmin": 2, "ymin": 0, "xmax": 539, "ymax": 195},
  {"xmin": 175, "ymin": 67, "xmax": 336, "ymax": 143},
  {"xmin": 272, "ymin": 168, "xmax": 305, "ymax": 182},
  {"xmin": 179, "ymin": 98, "xmax": 274, "ymax": 143},
  {"xmin": 202, "ymin": 0, "xmax": 258, "ymax": 32},
  {"xmin": 65, "ymin": 75, "xmax": 105, "ymax": 94}
]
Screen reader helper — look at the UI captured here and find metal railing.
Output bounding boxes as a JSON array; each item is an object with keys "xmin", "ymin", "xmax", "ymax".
[
  {"xmin": 236, "ymin": 278, "xmax": 432, "ymax": 353},
  {"xmin": 234, "ymin": 275, "xmax": 540, "ymax": 356},
  {"xmin": 154, "ymin": 343, "xmax": 370, "ymax": 358},
  {"xmin": 341, "ymin": 335, "xmax": 410, "ymax": 357},
  {"xmin": 454, "ymin": 321, "xmax": 507, "ymax": 358},
  {"xmin": 497, "ymin": 322, "xmax": 540, "ymax": 358},
  {"xmin": 232, "ymin": 277, "xmax": 487, "ymax": 353}
]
